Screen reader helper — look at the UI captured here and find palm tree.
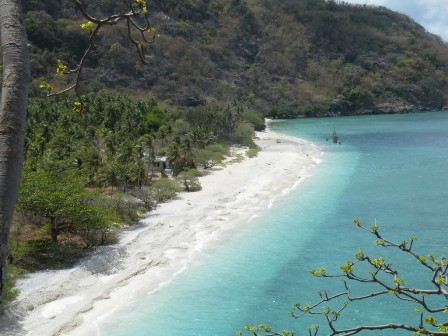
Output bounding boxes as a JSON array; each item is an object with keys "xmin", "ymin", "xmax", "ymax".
[
  {"xmin": 139, "ymin": 134, "xmax": 156, "ymax": 181},
  {"xmin": 168, "ymin": 137, "xmax": 196, "ymax": 176}
]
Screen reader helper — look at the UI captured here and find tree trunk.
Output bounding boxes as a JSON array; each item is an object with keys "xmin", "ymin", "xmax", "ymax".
[
  {"xmin": 0, "ymin": 0, "xmax": 30, "ymax": 304},
  {"xmin": 50, "ymin": 217, "xmax": 59, "ymax": 243}
]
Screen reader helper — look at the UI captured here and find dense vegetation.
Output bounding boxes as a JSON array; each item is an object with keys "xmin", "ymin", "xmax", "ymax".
[
  {"xmin": 21, "ymin": 0, "xmax": 448, "ymax": 117},
  {"xmin": 6, "ymin": 93, "xmax": 262, "ymax": 299}
]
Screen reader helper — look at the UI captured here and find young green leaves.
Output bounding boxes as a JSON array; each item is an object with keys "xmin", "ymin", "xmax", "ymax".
[{"xmin": 80, "ymin": 21, "xmax": 95, "ymax": 32}]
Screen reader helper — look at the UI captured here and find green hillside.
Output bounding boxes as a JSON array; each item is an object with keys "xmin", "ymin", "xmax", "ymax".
[{"xmin": 24, "ymin": 0, "xmax": 448, "ymax": 117}]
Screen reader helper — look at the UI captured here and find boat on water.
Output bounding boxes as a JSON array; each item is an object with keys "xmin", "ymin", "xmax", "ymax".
[{"xmin": 332, "ymin": 127, "xmax": 338, "ymax": 143}]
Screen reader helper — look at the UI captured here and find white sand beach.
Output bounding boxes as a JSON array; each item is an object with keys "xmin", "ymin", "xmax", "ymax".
[{"xmin": 1, "ymin": 130, "xmax": 321, "ymax": 336}]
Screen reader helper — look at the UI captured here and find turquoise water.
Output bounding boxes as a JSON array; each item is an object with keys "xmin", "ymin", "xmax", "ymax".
[{"xmin": 101, "ymin": 112, "xmax": 448, "ymax": 335}]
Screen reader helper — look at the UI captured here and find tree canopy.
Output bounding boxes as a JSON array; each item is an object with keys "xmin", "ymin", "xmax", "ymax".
[{"xmin": 17, "ymin": 167, "xmax": 116, "ymax": 245}]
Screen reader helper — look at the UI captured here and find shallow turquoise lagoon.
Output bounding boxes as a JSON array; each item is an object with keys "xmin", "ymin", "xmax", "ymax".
[{"xmin": 101, "ymin": 112, "xmax": 448, "ymax": 335}]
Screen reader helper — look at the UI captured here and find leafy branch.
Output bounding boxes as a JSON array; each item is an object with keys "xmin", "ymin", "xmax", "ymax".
[
  {"xmin": 241, "ymin": 220, "xmax": 448, "ymax": 336},
  {"xmin": 43, "ymin": 0, "xmax": 158, "ymax": 111}
]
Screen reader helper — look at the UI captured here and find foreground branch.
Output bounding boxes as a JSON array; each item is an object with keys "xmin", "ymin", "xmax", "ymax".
[
  {"xmin": 241, "ymin": 221, "xmax": 448, "ymax": 336},
  {"xmin": 43, "ymin": 0, "xmax": 157, "ymax": 111}
]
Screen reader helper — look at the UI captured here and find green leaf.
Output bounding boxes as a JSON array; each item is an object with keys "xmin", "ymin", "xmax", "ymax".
[
  {"xmin": 393, "ymin": 277, "xmax": 404, "ymax": 285},
  {"xmin": 355, "ymin": 248, "xmax": 364, "ymax": 260},
  {"xmin": 80, "ymin": 21, "xmax": 95, "ymax": 32},
  {"xmin": 371, "ymin": 257, "xmax": 385, "ymax": 268},
  {"xmin": 309, "ymin": 267, "xmax": 326, "ymax": 277},
  {"xmin": 340, "ymin": 261, "xmax": 354, "ymax": 274},
  {"xmin": 436, "ymin": 276, "xmax": 447, "ymax": 285},
  {"xmin": 425, "ymin": 316, "xmax": 437, "ymax": 326},
  {"xmin": 56, "ymin": 59, "xmax": 67, "ymax": 75},
  {"xmin": 353, "ymin": 219, "xmax": 361, "ymax": 226}
]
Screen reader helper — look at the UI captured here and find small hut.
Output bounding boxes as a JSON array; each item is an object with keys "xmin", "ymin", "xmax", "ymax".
[{"xmin": 154, "ymin": 156, "xmax": 171, "ymax": 170}]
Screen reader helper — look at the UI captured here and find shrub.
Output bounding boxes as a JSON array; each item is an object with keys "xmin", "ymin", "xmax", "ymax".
[
  {"xmin": 231, "ymin": 123, "xmax": 256, "ymax": 148},
  {"xmin": 150, "ymin": 178, "xmax": 182, "ymax": 202},
  {"xmin": 107, "ymin": 194, "xmax": 143, "ymax": 221},
  {"xmin": 206, "ymin": 143, "xmax": 230, "ymax": 156},
  {"xmin": 243, "ymin": 110, "xmax": 266, "ymax": 131},
  {"xmin": 195, "ymin": 149, "xmax": 223, "ymax": 169},
  {"xmin": 185, "ymin": 168, "xmax": 203, "ymax": 177},
  {"xmin": 246, "ymin": 146, "xmax": 260, "ymax": 158},
  {"xmin": 176, "ymin": 170, "xmax": 202, "ymax": 192}
]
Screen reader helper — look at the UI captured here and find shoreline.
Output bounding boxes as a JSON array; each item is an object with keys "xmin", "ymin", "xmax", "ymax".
[{"xmin": 1, "ymin": 130, "xmax": 322, "ymax": 336}]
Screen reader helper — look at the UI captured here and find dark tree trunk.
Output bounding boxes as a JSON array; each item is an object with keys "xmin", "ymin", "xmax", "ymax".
[
  {"xmin": 50, "ymin": 217, "xmax": 59, "ymax": 243},
  {"xmin": 0, "ymin": 0, "xmax": 30, "ymax": 304}
]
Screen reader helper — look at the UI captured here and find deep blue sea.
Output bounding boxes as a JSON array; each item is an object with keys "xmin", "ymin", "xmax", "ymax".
[{"xmin": 100, "ymin": 112, "xmax": 448, "ymax": 335}]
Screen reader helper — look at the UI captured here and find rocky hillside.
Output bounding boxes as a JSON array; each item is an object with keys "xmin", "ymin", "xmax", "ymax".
[{"xmin": 23, "ymin": 0, "xmax": 448, "ymax": 117}]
